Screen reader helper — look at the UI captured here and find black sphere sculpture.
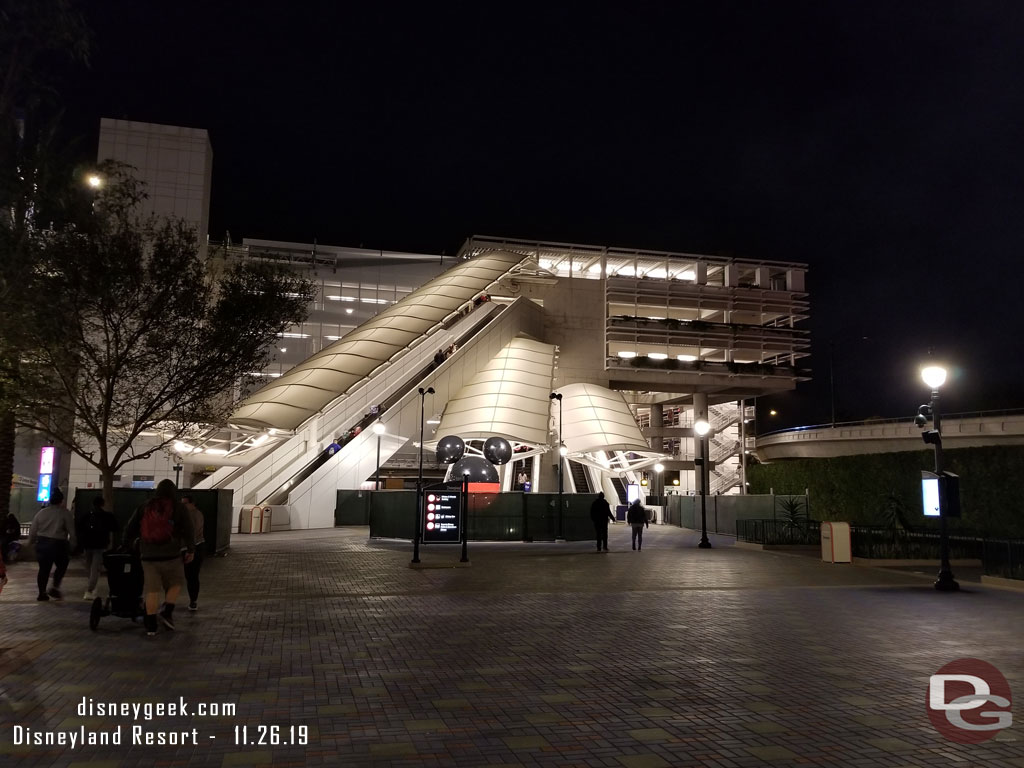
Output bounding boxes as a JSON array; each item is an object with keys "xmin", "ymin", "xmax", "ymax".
[
  {"xmin": 435, "ymin": 435, "xmax": 465, "ymax": 465},
  {"xmin": 449, "ymin": 456, "xmax": 499, "ymax": 483},
  {"xmin": 483, "ymin": 436, "xmax": 512, "ymax": 465}
]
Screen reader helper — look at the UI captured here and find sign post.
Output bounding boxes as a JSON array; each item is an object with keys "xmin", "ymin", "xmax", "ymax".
[
  {"xmin": 460, "ymin": 472, "xmax": 470, "ymax": 563},
  {"xmin": 422, "ymin": 481, "xmax": 463, "ymax": 545}
]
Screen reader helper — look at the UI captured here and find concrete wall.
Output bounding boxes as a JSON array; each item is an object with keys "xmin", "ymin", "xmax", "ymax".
[{"xmin": 98, "ymin": 118, "xmax": 213, "ymax": 257}]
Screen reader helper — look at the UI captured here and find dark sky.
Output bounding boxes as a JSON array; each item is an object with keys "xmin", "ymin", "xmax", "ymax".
[{"xmin": 58, "ymin": 1, "xmax": 1024, "ymax": 428}]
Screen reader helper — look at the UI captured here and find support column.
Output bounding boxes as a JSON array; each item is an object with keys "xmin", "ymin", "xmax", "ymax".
[{"xmin": 693, "ymin": 394, "xmax": 708, "ymax": 497}]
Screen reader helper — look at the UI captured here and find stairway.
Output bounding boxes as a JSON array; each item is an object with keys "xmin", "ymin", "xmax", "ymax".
[
  {"xmin": 609, "ymin": 476, "xmax": 628, "ymax": 505},
  {"xmin": 568, "ymin": 460, "xmax": 591, "ymax": 493}
]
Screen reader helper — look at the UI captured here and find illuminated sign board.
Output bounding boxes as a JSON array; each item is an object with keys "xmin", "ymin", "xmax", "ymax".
[
  {"xmin": 422, "ymin": 482, "xmax": 462, "ymax": 544},
  {"xmin": 39, "ymin": 446, "xmax": 55, "ymax": 475},
  {"xmin": 921, "ymin": 472, "xmax": 940, "ymax": 517},
  {"xmin": 921, "ymin": 470, "xmax": 961, "ymax": 518},
  {"xmin": 37, "ymin": 446, "xmax": 58, "ymax": 503},
  {"xmin": 627, "ymin": 483, "xmax": 640, "ymax": 504}
]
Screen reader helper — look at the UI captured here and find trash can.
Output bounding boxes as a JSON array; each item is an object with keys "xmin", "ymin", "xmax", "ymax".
[
  {"xmin": 821, "ymin": 522, "xmax": 851, "ymax": 563},
  {"xmin": 240, "ymin": 506, "xmax": 262, "ymax": 534}
]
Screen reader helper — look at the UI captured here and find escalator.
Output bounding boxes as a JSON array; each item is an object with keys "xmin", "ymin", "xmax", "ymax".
[
  {"xmin": 609, "ymin": 476, "xmax": 628, "ymax": 505},
  {"xmin": 511, "ymin": 456, "xmax": 533, "ymax": 490},
  {"xmin": 568, "ymin": 460, "xmax": 591, "ymax": 494}
]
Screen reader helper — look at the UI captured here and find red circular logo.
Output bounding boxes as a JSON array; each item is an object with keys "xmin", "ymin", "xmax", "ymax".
[{"xmin": 927, "ymin": 658, "xmax": 1012, "ymax": 743}]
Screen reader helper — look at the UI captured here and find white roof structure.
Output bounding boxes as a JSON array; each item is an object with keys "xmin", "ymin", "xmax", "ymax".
[
  {"xmin": 231, "ymin": 250, "xmax": 526, "ymax": 431},
  {"xmin": 434, "ymin": 337, "xmax": 556, "ymax": 445},
  {"xmin": 556, "ymin": 382, "xmax": 654, "ymax": 455}
]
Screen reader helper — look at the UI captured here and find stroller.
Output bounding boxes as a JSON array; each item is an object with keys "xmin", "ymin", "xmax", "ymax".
[{"xmin": 89, "ymin": 549, "xmax": 145, "ymax": 631}]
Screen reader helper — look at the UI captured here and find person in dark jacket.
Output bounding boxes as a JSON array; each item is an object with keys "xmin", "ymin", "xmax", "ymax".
[
  {"xmin": 626, "ymin": 499, "xmax": 650, "ymax": 551},
  {"xmin": 124, "ymin": 480, "xmax": 194, "ymax": 636},
  {"xmin": 589, "ymin": 492, "xmax": 615, "ymax": 552},
  {"xmin": 76, "ymin": 496, "xmax": 118, "ymax": 600},
  {"xmin": 1, "ymin": 510, "xmax": 22, "ymax": 563}
]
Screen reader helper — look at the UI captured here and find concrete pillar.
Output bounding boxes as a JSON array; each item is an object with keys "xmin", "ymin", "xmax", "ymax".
[
  {"xmin": 694, "ymin": 261, "xmax": 707, "ymax": 285},
  {"xmin": 724, "ymin": 263, "xmax": 739, "ymax": 287},
  {"xmin": 649, "ymin": 403, "xmax": 664, "ymax": 450},
  {"xmin": 755, "ymin": 266, "xmax": 770, "ymax": 287},
  {"xmin": 786, "ymin": 268, "xmax": 805, "ymax": 292}
]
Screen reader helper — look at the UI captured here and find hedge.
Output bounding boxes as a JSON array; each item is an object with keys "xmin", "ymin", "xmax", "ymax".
[{"xmin": 748, "ymin": 445, "xmax": 1024, "ymax": 538}]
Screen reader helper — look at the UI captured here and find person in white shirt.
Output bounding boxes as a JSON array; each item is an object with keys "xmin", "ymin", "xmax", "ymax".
[{"xmin": 28, "ymin": 489, "xmax": 77, "ymax": 601}]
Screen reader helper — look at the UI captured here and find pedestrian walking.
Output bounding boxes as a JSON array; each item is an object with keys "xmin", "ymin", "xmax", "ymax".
[
  {"xmin": 181, "ymin": 494, "xmax": 205, "ymax": 611},
  {"xmin": 124, "ymin": 480, "xmax": 194, "ymax": 636},
  {"xmin": 1, "ymin": 509, "xmax": 22, "ymax": 563},
  {"xmin": 589, "ymin": 491, "xmax": 615, "ymax": 552},
  {"xmin": 28, "ymin": 489, "xmax": 76, "ymax": 600},
  {"xmin": 627, "ymin": 499, "xmax": 649, "ymax": 551},
  {"xmin": 76, "ymin": 496, "xmax": 117, "ymax": 600}
]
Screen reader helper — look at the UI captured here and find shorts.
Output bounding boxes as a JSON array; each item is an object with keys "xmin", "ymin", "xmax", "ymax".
[{"xmin": 142, "ymin": 557, "xmax": 185, "ymax": 592}]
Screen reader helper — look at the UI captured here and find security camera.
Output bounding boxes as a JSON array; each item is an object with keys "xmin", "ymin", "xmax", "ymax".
[{"xmin": 915, "ymin": 404, "xmax": 932, "ymax": 429}]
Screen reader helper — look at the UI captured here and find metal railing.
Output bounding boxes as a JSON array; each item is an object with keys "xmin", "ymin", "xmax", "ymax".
[
  {"xmin": 736, "ymin": 518, "xmax": 820, "ymax": 545},
  {"xmin": 981, "ymin": 539, "xmax": 1024, "ymax": 580},
  {"xmin": 849, "ymin": 526, "xmax": 986, "ymax": 561}
]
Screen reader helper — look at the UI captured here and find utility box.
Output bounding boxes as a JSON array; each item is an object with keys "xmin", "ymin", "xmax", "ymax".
[{"xmin": 821, "ymin": 521, "xmax": 851, "ymax": 563}]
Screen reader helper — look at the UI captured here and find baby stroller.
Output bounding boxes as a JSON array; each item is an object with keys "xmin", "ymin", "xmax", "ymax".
[{"xmin": 89, "ymin": 548, "xmax": 145, "ymax": 630}]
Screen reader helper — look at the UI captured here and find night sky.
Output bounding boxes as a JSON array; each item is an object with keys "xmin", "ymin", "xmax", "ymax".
[{"xmin": 57, "ymin": 1, "xmax": 1024, "ymax": 429}]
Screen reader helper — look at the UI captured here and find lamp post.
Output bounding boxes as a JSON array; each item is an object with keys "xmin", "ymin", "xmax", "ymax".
[
  {"xmin": 694, "ymin": 418, "xmax": 712, "ymax": 548},
  {"xmin": 413, "ymin": 386, "xmax": 434, "ymax": 564},
  {"xmin": 373, "ymin": 420, "xmax": 385, "ymax": 491},
  {"xmin": 550, "ymin": 392, "xmax": 564, "ymax": 541},
  {"xmin": 921, "ymin": 365, "xmax": 959, "ymax": 592},
  {"xmin": 653, "ymin": 463, "xmax": 664, "ymax": 501}
]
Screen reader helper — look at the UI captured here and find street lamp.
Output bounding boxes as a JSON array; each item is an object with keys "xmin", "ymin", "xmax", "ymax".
[
  {"xmin": 694, "ymin": 418, "xmax": 712, "ymax": 548},
  {"xmin": 86, "ymin": 173, "xmax": 103, "ymax": 189},
  {"xmin": 413, "ymin": 386, "xmax": 435, "ymax": 564},
  {"xmin": 550, "ymin": 392, "xmax": 564, "ymax": 541},
  {"xmin": 920, "ymin": 364, "xmax": 958, "ymax": 592},
  {"xmin": 653, "ymin": 462, "xmax": 664, "ymax": 501},
  {"xmin": 372, "ymin": 420, "xmax": 385, "ymax": 491}
]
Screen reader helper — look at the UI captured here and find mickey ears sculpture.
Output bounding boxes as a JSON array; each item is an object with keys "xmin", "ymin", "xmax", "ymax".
[
  {"xmin": 435, "ymin": 435, "xmax": 512, "ymax": 466},
  {"xmin": 436, "ymin": 435, "xmax": 465, "ymax": 464}
]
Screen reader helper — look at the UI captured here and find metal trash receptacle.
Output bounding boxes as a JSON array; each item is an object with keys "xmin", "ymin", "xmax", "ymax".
[
  {"xmin": 259, "ymin": 506, "xmax": 273, "ymax": 533},
  {"xmin": 240, "ymin": 506, "xmax": 261, "ymax": 534},
  {"xmin": 821, "ymin": 521, "xmax": 851, "ymax": 563}
]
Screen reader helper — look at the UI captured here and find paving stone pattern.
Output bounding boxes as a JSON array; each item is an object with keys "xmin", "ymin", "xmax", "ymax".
[{"xmin": 1, "ymin": 524, "xmax": 1023, "ymax": 767}]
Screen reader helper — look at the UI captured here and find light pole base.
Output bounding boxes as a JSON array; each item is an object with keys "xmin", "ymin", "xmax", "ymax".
[
  {"xmin": 698, "ymin": 538, "xmax": 712, "ymax": 549},
  {"xmin": 935, "ymin": 571, "xmax": 960, "ymax": 592}
]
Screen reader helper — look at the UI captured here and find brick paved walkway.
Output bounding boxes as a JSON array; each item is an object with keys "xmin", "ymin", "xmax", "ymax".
[{"xmin": 1, "ymin": 524, "xmax": 1023, "ymax": 767}]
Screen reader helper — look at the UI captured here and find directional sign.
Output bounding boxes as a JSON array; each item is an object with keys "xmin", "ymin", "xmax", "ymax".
[{"xmin": 423, "ymin": 481, "xmax": 462, "ymax": 543}]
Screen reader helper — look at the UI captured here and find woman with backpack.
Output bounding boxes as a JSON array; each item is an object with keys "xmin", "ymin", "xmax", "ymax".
[{"xmin": 124, "ymin": 480, "xmax": 195, "ymax": 637}]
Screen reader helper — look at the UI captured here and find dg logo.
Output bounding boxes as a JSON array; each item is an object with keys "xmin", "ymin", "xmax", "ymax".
[{"xmin": 927, "ymin": 658, "xmax": 1012, "ymax": 743}]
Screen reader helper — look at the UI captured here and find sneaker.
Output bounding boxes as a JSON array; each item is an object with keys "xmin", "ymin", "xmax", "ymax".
[
  {"xmin": 83, "ymin": 591, "xmax": 96, "ymax": 601},
  {"xmin": 37, "ymin": 593, "xmax": 50, "ymax": 601},
  {"xmin": 47, "ymin": 588, "xmax": 62, "ymax": 600},
  {"xmin": 187, "ymin": 602, "xmax": 197, "ymax": 612},
  {"xmin": 144, "ymin": 614, "xmax": 158, "ymax": 636},
  {"xmin": 159, "ymin": 609, "xmax": 175, "ymax": 630},
  {"xmin": 632, "ymin": 544, "xmax": 636, "ymax": 550}
]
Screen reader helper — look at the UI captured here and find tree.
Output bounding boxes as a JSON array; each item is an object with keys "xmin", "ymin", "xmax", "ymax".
[
  {"xmin": 15, "ymin": 163, "xmax": 313, "ymax": 507},
  {"xmin": 0, "ymin": 0, "xmax": 90, "ymax": 519}
]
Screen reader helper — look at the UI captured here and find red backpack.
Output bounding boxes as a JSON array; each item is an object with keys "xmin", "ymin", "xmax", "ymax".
[{"xmin": 140, "ymin": 498, "xmax": 175, "ymax": 544}]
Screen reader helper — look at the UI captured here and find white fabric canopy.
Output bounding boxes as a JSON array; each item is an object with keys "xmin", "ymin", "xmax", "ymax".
[
  {"xmin": 556, "ymin": 383, "xmax": 652, "ymax": 455},
  {"xmin": 231, "ymin": 251, "xmax": 526, "ymax": 431},
  {"xmin": 434, "ymin": 337, "xmax": 556, "ymax": 445}
]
